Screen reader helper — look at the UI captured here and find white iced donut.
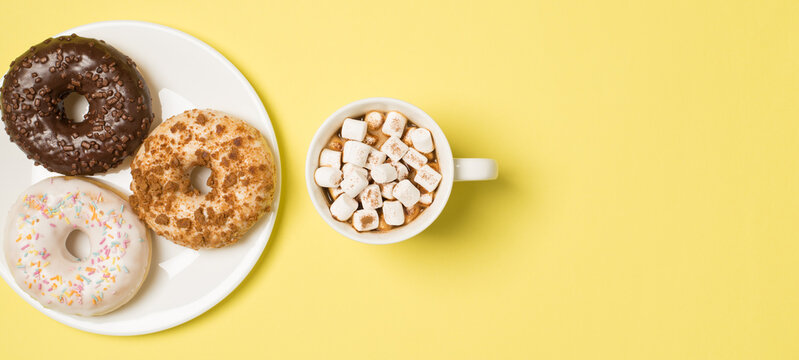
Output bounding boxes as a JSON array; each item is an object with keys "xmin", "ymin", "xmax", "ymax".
[{"xmin": 4, "ymin": 177, "xmax": 151, "ymax": 316}]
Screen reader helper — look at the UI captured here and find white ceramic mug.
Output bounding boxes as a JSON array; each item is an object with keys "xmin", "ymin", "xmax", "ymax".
[{"xmin": 305, "ymin": 97, "xmax": 497, "ymax": 244}]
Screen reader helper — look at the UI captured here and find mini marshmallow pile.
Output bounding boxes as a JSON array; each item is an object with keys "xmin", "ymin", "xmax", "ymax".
[{"xmin": 314, "ymin": 111, "xmax": 442, "ymax": 231}]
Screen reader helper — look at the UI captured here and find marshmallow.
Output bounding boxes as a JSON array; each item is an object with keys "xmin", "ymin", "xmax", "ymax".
[
  {"xmin": 359, "ymin": 184, "xmax": 383, "ymax": 210},
  {"xmin": 419, "ymin": 192, "xmax": 433, "ymax": 205},
  {"xmin": 314, "ymin": 167, "xmax": 343, "ymax": 188},
  {"xmin": 328, "ymin": 140, "xmax": 343, "ymax": 151},
  {"xmin": 342, "ymin": 163, "xmax": 368, "ymax": 178},
  {"xmin": 341, "ymin": 118, "xmax": 368, "ymax": 141},
  {"xmin": 392, "ymin": 161, "xmax": 409, "ymax": 180},
  {"xmin": 319, "ymin": 149, "xmax": 341, "ymax": 169},
  {"xmin": 414, "ymin": 165, "xmax": 442, "ymax": 192},
  {"xmin": 352, "ymin": 209, "xmax": 379, "ymax": 231},
  {"xmin": 381, "ymin": 111, "xmax": 407, "ymax": 137},
  {"xmin": 401, "ymin": 128, "xmax": 414, "ymax": 146},
  {"xmin": 330, "ymin": 194, "xmax": 358, "ymax": 221},
  {"xmin": 370, "ymin": 163, "xmax": 397, "ymax": 184},
  {"xmin": 410, "ymin": 128, "xmax": 434, "ymax": 153},
  {"xmin": 380, "ymin": 136, "xmax": 409, "ymax": 162},
  {"xmin": 365, "ymin": 111, "xmax": 384, "ymax": 130},
  {"xmin": 342, "ymin": 140, "xmax": 372, "ymax": 167},
  {"xmin": 402, "ymin": 148, "xmax": 428, "ymax": 170},
  {"xmin": 365, "ymin": 149, "xmax": 386, "ymax": 170},
  {"xmin": 382, "ymin": 200, "xmax": 405, "ymax": 226},
  {"xmin": 340, "ymin": 171, "xmax": 369, "ymax": 197},
  {"xmin": 364, "ymin": 134, "xmax": 378, "ymax": 146},
  {"xmin": 381, "ymin": 181, "xmax": 396, "ymax": 199},
  {"xmin": 393, "ymin": 179, "xmax": 420, "ymax": 207},
  {"xmin": 329, "ymin": 186, "xmax": 344, "ymax": 200}
]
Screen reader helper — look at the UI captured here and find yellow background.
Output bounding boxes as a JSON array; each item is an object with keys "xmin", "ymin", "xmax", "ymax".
[{"xmin": 1, "ymin": 0, "xmax": 798, "ymax": 358}]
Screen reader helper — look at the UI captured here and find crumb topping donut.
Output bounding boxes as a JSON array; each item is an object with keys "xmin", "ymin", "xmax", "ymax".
[
  {"xmin": 129, "ymin": 109, "xmax": 276, "ymax": 249},
  {"xmin": 4, "ymin": 177, "xmax": 151, "ymax": 316},
  {"xmin": 0, "ymin": 34, "xmax": 153, "ymax": 175}
]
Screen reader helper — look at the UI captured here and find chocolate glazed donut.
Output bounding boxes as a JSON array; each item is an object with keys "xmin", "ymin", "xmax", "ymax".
[{"xmin": 0, "ymin": 34, "xmax": 153, "ymax": 175}]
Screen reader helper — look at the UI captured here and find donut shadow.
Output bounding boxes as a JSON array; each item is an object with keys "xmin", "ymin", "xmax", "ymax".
[
  {"xmin": 104, "ymin": 156, "xmax": 134, "ymax": 175},
  {"xmin": 138, "ymin": 63, "xmax": 164, "ymax": 130}
]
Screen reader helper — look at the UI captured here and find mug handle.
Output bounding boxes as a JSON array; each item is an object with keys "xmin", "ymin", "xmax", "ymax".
[{"xmin": 454, "ymin": 158, "xmax": 498, "ymax": 181}]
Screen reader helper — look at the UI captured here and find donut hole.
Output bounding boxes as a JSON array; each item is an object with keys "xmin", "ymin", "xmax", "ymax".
[
  {"xmin": 65, "ymin": 229, "xmax": 91, "ymax": 261},
  {"xmin": 190, "ymin": 166, "xmax": 213, "ymax": 195},
  {"xmin": 63, "ymin": 92, "xmax": 90, "ymax": 123}
]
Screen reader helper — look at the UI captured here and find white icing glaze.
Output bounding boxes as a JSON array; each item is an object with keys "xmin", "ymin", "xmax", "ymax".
[{"xmin": 4, "ymin": 177, "xmax": 150, "ymax": 316}]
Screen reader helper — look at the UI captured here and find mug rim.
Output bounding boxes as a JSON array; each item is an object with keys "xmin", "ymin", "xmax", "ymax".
[{"xmin": 305, "ymin": 97, "xmax": 454, "ymax": 244}]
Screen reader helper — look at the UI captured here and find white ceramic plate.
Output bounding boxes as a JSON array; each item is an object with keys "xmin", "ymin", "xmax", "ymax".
[{"xmin": 0, "ymin": 21, "xmax": 281, "ymax": 335}]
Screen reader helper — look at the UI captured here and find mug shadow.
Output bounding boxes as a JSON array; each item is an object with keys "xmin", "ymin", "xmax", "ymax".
[
  {"xmin": 370, "ymin": 159, "xmax": 534, "ymax": 286},
  {"xmin": 422, "ymin": 174, "xmax": 513, "ymax": 243},
  {"xmin": 374, "ymin": 100, "xmax": 539, "ymax": 276}
]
